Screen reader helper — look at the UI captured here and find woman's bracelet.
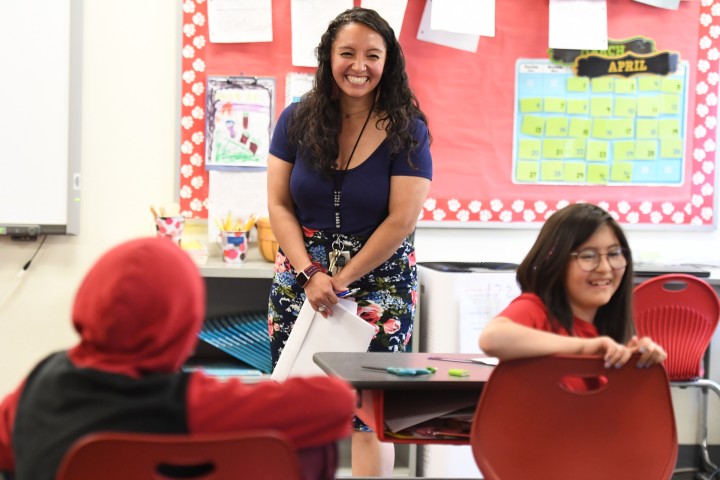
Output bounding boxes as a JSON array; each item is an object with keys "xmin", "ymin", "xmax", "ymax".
[{"xmin": 295, "ymin": 264, "xmax": 320, "ymax": 287}]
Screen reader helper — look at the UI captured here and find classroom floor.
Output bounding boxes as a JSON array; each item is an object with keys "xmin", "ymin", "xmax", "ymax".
[
  {"xmin": 336, "ymin": 456, "xmax": 720, "ymax": 480},
  {"xmin": 335, "ymin": 440, "xmax": 717, "ymax": 479},
  {"xmin": 672, "ymin": 474, "xmax": 712, "ymax": 480},
  {"xmin": 673, "ymin": 471, "xmax": 720, "ymax": 480},
  {"xmin": 341, "ymin": 472, "xmax": 710, "ymax": 479},
  {"xmin": 672, "ymin": 473, "xmax": 695, "ymax": 480}
]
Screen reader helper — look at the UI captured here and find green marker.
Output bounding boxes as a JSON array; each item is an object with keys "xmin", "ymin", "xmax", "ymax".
[{"xmin": 448, "ymin": 368, "xmax": 470, "ymax": 377}]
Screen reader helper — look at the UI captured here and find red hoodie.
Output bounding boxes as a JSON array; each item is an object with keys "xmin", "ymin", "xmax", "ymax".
[{"xmin": 0, "ymin": 237, "xmax": 355, "ymax": 478}]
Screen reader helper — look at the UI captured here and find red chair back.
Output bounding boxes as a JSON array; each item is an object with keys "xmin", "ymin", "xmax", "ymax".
[
  {"xmin": 56, "ymin": 430, "xmax": 303, "ymax": 480},
  {"xmin": 470, "ymin": 355, "xmax": 677, "ymax": 480},
  {"xmin": 633, "ymin": 274, "xmax": 720, "ymax": 381}
]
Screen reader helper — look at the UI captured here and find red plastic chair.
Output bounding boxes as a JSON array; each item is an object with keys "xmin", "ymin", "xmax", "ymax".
[
  {"xmin": 633, "ymin": 274, "xmax": 720, "ymax": 474},
  {"xmin": 470, "ymin": 355, "xmax": 677, "ymax": 480},
  {"xmin": 56, "ymin": 430, "xmax": 304, "ymax": 480}
]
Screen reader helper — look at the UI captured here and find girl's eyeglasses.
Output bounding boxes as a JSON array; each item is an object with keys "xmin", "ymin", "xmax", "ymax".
[{"xmin": 570, "ymin": 248, "xmax": 628, "ymax": 272}]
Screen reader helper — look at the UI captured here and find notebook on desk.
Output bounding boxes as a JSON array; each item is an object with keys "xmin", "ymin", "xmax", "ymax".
[{"xmin": 633, "ymin": 263, "xmax": 710, "ymax": 278}]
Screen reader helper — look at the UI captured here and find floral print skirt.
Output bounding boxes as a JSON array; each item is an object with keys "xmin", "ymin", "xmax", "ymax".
[{"xmin": 267, "ymin": 227, "xmax": 417, "ymax": 432}]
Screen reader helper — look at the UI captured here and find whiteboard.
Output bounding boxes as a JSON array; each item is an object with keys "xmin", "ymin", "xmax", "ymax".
[{"xmin": 0, "ymin": 0, "xmax": 78, "ymax": 235}]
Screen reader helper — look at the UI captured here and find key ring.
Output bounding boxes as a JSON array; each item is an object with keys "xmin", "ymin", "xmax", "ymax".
[
  {"xmin": 331, "ymin": 236, "xmax": 345, "ymax": 252},
  {"xmin": 331, "ymin": 235, "xmax": 354, "ymax": 252}
]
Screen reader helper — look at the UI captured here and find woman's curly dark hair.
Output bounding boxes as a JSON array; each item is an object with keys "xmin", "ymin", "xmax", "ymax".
[{"xmin": 286, "ymin": 7, "xmax": 430, "ymax": 178}]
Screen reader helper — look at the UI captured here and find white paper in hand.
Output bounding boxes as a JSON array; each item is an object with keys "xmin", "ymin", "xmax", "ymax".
[{"xmin": 271, "ymin": 298, "xmax": 375, "ymax": 382}]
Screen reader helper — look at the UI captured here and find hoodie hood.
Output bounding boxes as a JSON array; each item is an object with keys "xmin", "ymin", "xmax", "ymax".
[{"xmin": 68, "ymin": 237, "xmax": 205, "ymax": 378}]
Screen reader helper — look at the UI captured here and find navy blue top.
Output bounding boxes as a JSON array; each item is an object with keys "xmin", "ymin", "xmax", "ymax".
[{"xmin": 270, "ymin": 104, "xmax": 433, "ymax": 237}]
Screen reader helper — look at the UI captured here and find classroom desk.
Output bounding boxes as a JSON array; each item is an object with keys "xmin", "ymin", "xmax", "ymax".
[{"xmin": 313, "ymin": 352, "xmax": 495, "ymax": 445}]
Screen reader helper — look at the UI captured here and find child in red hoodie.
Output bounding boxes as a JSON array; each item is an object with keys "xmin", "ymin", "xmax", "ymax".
[{"xmin": 0, "ymin": 237, "xmax": 355, "ymax": 480}]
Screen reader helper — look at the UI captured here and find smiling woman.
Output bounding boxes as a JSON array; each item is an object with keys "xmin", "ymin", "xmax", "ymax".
[
  {"xmin": 331, "ymin": 22, "xmax": 385, "ymax": 100},
  {"xmin": 479, "ymin": 203, "xmax": 667, "ymax": 369},
  {"xmin": 264, "ymin": 7, "xmax": 432, "ymax": 477}
]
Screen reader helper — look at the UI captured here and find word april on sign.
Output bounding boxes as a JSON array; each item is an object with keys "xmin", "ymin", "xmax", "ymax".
[{"xmin": 607, "ymin": 59, "xmax": 648, "ymax": 74}]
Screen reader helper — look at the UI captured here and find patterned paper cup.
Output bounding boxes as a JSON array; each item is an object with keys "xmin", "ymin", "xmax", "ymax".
[
  {"xmin": 220, "ymin": 231, "xmax": 248, "ymax": 263},
  {"xmin": 155, "ymin": 216, "xmax": 184, "ymax": 245}
]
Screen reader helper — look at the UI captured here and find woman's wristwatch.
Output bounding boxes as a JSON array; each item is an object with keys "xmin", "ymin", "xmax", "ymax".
[{"xmin": 295, "ymin": 264, "xmax": 320, "ymax": 288}]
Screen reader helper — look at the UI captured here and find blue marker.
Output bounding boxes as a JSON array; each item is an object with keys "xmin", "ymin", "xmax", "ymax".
[{"xmin": 336, "ymin": 288, "xmax": 360, "ymax": 298}]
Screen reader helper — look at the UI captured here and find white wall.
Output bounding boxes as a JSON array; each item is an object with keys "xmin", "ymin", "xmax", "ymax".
[
  {"xmin": 415, "ymin": 226, "xmax": 720, "ymax": 266},
  {"xmin": 0, "ymin": 0, "xmax": 180, "ymax": 393},
  {"xmin": 0, "ymin": 0, "xmax": 718, "ymax": 447}
]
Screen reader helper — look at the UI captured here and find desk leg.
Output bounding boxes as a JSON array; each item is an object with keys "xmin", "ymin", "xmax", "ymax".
[{"xmin": 356, "ymin": 389, "xmax": 382, "ymax": 434}]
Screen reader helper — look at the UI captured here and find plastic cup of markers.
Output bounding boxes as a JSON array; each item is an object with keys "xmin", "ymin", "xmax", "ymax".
[
  {"xmin": 220, "ymin": 231, "xmax": 248, "ymax": 264},
  {"xmin": 155, "ymin": 216, "xmax": 184, "ymax": 246}
]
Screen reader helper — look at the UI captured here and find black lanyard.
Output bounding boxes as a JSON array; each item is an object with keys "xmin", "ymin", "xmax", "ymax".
[{"xmin": 333, "ymin": 101, "xmax": 375, "ymax": 232}]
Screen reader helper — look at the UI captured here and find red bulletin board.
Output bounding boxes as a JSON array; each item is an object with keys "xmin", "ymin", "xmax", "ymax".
[{"xmin": 179, "ymin": 0, "xmax": 718, "ymax": 228}]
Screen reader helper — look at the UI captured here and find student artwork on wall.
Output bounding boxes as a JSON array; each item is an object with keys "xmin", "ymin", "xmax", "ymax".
[
  {"xmin": 284, "ymin": 72, "xmax": 314, "ymax": 106},
  {"xmin": 179, "ymin": 0, "xmax": 718, "ymax": 228},
  {"xmin": 205, "ymin": 76, "xmax": 274, "ymax": 169}
]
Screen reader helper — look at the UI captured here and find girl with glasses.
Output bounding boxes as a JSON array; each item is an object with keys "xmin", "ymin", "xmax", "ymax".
[{"xmin": 480, "ymin": 203, "xmax": 666, "ymax": 369}]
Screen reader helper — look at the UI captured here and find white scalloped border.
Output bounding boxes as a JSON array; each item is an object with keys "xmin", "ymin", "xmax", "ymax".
[{"xmin": 178, "ymin": 0, "xmax": 717, "ymax": 227}]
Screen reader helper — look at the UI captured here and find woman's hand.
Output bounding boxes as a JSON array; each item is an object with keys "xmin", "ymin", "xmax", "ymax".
[
  {"xmin": 303, "ymin": 272, "xmax": 339, "ymax": 318},
  {"xmin": 627, "ymin": 335, "xmax": 668, "ymax": 368}
]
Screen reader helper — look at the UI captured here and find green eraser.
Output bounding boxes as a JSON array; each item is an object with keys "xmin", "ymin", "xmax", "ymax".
[{"xmin": 448, "ymin": 368, "xmax": 470, "ymax": 377}]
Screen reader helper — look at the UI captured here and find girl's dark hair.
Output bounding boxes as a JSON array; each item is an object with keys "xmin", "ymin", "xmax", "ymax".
[
  {"xmin": 286, "ymin": 7, "xmax": 430, "ymax": 178},
  {"xmin": 515, "ymin": 203, "xmax": 634, "ymax": 342}
]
